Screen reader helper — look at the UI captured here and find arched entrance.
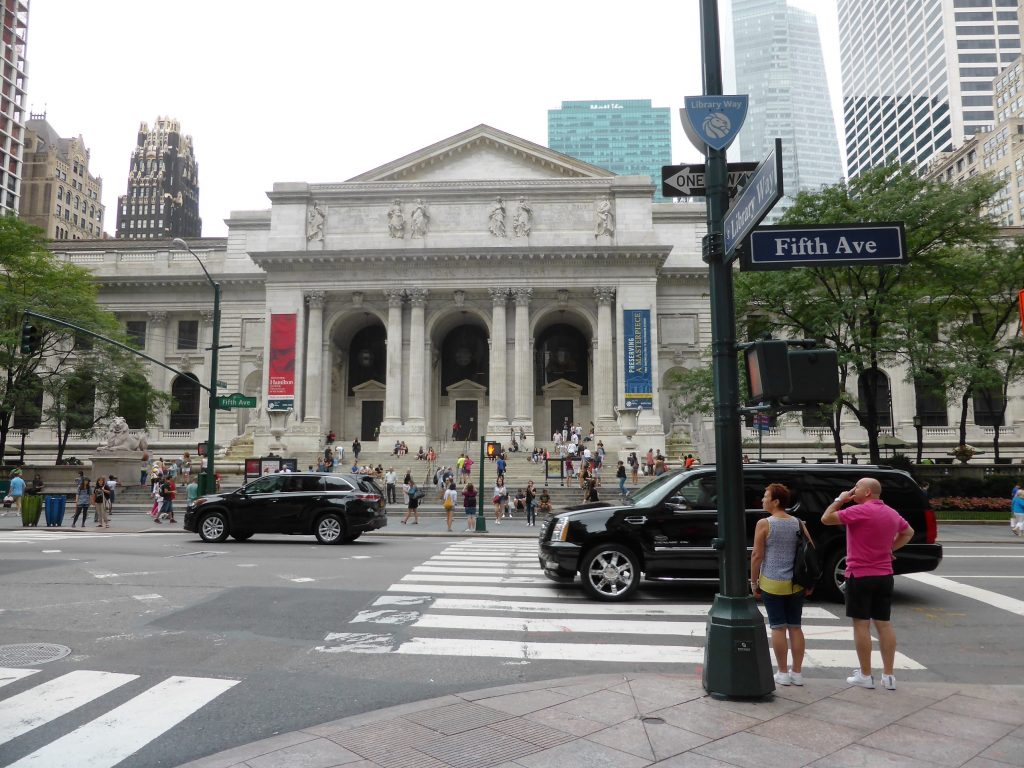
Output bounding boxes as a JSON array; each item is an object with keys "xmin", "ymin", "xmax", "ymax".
[
  {"xmin": 533, "ymin": 315, "xmax": 592, "ymax": 439},
  {"xmin": 434, "ymin": 313, "xmax": 490, "ymax": 443},
  {"xmin": 326, "ymin": 312, "xmax": 387, "ymax": 444}
]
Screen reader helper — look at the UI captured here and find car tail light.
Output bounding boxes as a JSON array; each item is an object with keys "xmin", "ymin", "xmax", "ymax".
[
  {"xmin": 924, "ymin": 506, "xmax": 937, "ymax": 544},
  {"xmin": 354, "ymin": 493, "xmax": 380, "ymax": 503}
]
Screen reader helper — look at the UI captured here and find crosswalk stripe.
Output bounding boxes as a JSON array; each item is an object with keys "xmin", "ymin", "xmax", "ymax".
[
  {"xmin": 413, "ymin": 565, "xmax": 542, "ymax": 575},
  {"xmin": 316, "ymin": 633, "xmax": 924, "ymax": 669},
  {"xmin": 0, "ymin": 668, "xmax": 39, "ymax": 689},
  {"xmin": 372, "ymin": 595, "xmax": 840, "ymax": 620},
  {"xmin": 0, "ymin": 670, "xmax": 137, "ymax": 745},
  {"xmin": 400, "ymin": 574, "xmax": 551, "ymax": 584},
  {"xmin": 388, "ymin": 583, "xmax": 583, "ymax": 598},
  {"xmin": 7, "ymin": 675, "xmax": 239, "ymax": 768},
  {"xmin": 365, "ymin": 612, "xmax": 855, "ymax": 640},
  {"xmin": 428, "ymin": 556, "xmax": 539, "ymax": 563}
]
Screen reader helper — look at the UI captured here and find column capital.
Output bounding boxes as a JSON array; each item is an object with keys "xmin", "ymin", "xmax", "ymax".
[
  {"xmin": 147, "ymin": 311, "xmax": 167, "ymax": 325},
  {"xmin": 489, "ymin": 287, "xmax": 510, "ymax": 306},
  {"xmin": 305, "ymin": 291, "xmax": 326, "ymax": 309},
  {"xmin": 512, "ymin": 287, "xmax": 533, "ymax": 307},
  {"xmin": 383, "ymin": 288, "xmax": 405, "ymax": 307},
  {"xmin": 406, "ymin": 288, "xmax": 429, "ymax": 307},
  {"xmin": 594, "ymin": 287, "xmax": 617, "ymax": 306}
]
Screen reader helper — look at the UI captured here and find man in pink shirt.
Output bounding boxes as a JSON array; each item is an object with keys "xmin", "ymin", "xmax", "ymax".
[{"xmin": 822, "ymin": 477, "xmax": 915, "ymax": 691}]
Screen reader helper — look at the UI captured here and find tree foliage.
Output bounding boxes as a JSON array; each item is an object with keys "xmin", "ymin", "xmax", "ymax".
[{"xmin": 733, "ymin": 162, "xmax": 1008, "ymax": 463}]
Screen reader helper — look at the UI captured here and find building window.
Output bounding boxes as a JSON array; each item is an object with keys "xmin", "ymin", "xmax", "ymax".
[
  {"xmin": 126, "ymin": 320, "xmax": 146, "ymax": 348},
  {"xmin": 176, "ymin": 320, "xmax": 199, "ymax": 350},
  {"xmin": 973, "ymin": 388, "xmax": 1005, "ymax": 426}
]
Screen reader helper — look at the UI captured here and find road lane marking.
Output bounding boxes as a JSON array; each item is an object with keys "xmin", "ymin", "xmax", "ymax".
[
  {"xmin": 0, "ymin": 668, "xmax": 39, "ymax": 689},
  {"xmin": 0, "ymin": 670, "xmax": 137, "ymax": 745},
  {"xmin": 937, "ymin": 575, "xmax": 1024, "ymax": 579},
  {"xmin": 905, "ymin": 573, "xmax": 1024, "ymax": 617},
  {"xmin": 942, "ymin": 555, "xmax": 1024, "ymax": 558},
  {"xmin": 7, "ymin": 675, "xmax": 239, "ymax": 768}
]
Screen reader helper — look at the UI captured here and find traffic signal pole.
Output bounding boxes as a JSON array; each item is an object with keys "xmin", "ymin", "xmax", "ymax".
[{"xmin": 699, "ymin": 0, "xmax": 774, "ymax": 698}]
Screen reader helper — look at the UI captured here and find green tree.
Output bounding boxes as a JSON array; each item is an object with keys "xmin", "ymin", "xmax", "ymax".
[
  {"xmin": 0, "ymin": 217, "xmax": 168, "ymax": 462},
  {"xmin": 735, "ymin": 163, "xmax": 1002, "ymax": 464}
]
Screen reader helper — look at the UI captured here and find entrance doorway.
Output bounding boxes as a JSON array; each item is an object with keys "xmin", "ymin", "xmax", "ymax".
[
  {"xmin": 361, "ymin": 401, "xmax": 383, "ymax": 442},
  {"xmin": 455, "ymin": 400, "xmax": 478, "ymax": 440},
  {"xmin": 550, "ymin": 399, "xmax": 573, "ymax": 437}
]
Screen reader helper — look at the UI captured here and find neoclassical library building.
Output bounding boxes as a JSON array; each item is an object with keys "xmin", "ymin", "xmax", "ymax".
[{"xmin": 45, "ymin": 125, "xmax": 1023, "ymax": 461}]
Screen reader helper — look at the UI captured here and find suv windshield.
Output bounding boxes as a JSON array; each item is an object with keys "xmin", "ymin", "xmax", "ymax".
[{"xmin": 624, "ymin": 468, "xmax": 687, "ymax": 505}]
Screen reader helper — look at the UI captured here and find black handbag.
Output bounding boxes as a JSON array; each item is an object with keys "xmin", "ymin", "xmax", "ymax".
[{"xmin": 792, "ymin": 523, "xmax": 821, "ymax": 589}]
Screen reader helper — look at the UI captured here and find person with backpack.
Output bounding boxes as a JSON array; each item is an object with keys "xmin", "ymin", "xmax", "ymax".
[
  {"xmin": 442, "ymin": 480, "xmax": 458, "ymax": 532},
  {"xmin": 93, "ymin": 476, "xmax": 108, "ymax": 526},
  {"xmin": 750, "ymin": 483, "xmax": 813, "ymax": 687},
  {"xmin": 157, "ymin": 476, "xmax": 177, "ymax": 524},
  {"xmin": 401, "ymin": 480, "xmax": 422, "ymax": 525},
  {"xmin": 462, "ymin": 483, "xmax": 478, "ymax": 531},
  {"xmin": 73, "ymin": 477, "xmax": 91, "ymax": 528}
]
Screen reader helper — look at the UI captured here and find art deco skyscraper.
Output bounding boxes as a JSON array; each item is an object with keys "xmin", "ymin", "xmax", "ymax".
[
  {"xmin": 1, "ymin": 0, "xmax": 29, "ymax": 216},
  {"xmin": 839, "ymin": 0, "xmax": 1020, "ymax": 177},
  {"xmin": 731, "ymin": 0, "xmax": 843, "ymax": 206},
  {"xmin": 116, "ymin": 116, "xmax": 201, "ymax": 239}
]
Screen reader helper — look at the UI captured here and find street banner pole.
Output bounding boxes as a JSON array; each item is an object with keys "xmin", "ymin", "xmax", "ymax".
[{"xmin": 697, "ymin": 0, "xmax": 774, "ymax": 698}]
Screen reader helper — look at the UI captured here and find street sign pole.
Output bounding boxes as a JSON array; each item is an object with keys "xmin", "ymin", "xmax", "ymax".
[{"xmin": 697, "ymin": 0, "xmax": 774, "ymax": 699}]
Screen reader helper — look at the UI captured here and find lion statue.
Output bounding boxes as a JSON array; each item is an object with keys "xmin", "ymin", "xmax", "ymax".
[{"xmin": 96, "ymin": 416, "xmax": 149, "ymax": 453}]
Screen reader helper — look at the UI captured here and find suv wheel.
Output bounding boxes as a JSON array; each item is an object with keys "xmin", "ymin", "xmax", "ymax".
[
  {"xmin": 199, "ymin": 512, "xmax": 229, "ymax": 543},
  {"xmin": 315, "ymin": 513, "xmax": 345, "ymax": 544},
  {"xmin": 580, "ymin": 544, "xmax": 640, "ymax": 601},
  {"xmin": 820, "ymin": 548, "xmax": 848, "ymax": 602}
]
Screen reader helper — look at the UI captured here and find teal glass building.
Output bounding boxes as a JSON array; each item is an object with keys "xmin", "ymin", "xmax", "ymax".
[{"xmin": 547, "ymin": 100, "xmax": 672, "ymax": 200}]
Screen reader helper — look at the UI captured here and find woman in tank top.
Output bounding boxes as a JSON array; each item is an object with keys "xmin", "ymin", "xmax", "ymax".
[{"xmin": 750, "ymin": 482, "xmax": 814, "ymax": 687}]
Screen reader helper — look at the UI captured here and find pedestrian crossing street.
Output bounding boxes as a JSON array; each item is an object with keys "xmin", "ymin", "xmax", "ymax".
[
  {"xmin": 315, "ymin": 539, "xmax": 927, "ymax": 670},
  {"xmin": 0, "ymin": 667, "xmax": 237, "ymax": 767}
]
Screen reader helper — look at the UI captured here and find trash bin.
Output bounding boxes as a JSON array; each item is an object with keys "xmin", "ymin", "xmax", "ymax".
[
  {"xmin": 44, "ymin": 495, "xmax": 67, "ymax": 527},
  {"xmin": 21, "ymin": 494, "xmax": 42, "ymax": 527}
]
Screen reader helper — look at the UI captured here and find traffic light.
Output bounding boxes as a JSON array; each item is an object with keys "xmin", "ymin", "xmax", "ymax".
[
  {"xmin": 744, "ymin": 340, "xmax": 791, "ymax": 400},
  {"xmin": 485, "ymin": 441, "xmax": 501, "ymax": 458},
  {"xmin": 745, "ymin": 340, "xmax": 839, "ymax": 406},
  {"xmin": 20, "ymin": 320, "xmax": 38, "ymax": 355}
]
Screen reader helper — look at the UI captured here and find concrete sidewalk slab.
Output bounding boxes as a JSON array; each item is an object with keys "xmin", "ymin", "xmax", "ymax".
[{"xmin": 176, "ymin": 673, "xmax": 1024, "ymax": 768}]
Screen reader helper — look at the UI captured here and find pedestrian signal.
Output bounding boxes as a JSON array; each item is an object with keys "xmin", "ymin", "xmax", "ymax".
[{"xmin": 485, "ymin": 441, "xmax": 501, "ymax": 458}]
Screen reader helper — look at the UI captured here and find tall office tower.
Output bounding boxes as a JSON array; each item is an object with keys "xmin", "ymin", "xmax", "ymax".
[
  {"xmin": 1, "ymin": 0, "xmax": 29, "ymax": 215},
  {"xmin": 116, "ymin": 116, "xmax": 201, "ymax": 239},
  {"xmin": 839, "ymin": 0, "xmax": 1020, "ymax": 178},
  {"xmin": 19, "ymin": 114, "xmax": 104, "ymax": 239},
  {"xmin": 731, "ymin": 0, "xmax": 843, "ymax": 207},
  {"xmin": 548, "ymin": 99, "xmax": 671, "ymax": 200}
]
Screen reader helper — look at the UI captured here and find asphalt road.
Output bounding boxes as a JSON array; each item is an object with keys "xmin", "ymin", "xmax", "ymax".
[{"xmin": 0, "ymin": 524, "xmax": 1020, "ymax": 767}]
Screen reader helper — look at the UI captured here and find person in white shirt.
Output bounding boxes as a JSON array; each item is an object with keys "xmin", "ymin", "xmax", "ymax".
[{"xmin": 384, "ymin": 468, "xmax": 397, "ymax": 504}]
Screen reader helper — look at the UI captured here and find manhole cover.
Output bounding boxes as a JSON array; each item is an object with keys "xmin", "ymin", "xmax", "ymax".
[{"xmin": 0, "ymin": 643, "xmax": 71, "ymax": 665}]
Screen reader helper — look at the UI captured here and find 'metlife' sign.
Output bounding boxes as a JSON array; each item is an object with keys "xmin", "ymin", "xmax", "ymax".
[{"xmin": 742, "ymin": 223, "xmax": 908, "ymax": 271}]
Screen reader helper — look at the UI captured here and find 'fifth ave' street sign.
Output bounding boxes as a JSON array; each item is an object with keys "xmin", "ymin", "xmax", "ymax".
[{"xmin": 741, "ymin": 223, "xmax": 908, "ymax": 271}]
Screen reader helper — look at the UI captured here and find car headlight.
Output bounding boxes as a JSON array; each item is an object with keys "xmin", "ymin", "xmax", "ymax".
[
  {"xmin": 191, "ymin": 497, "xmax": 207, "ymax": 508},
  {"xmin": 551, "ymin": 517, "xmax": 570, "ymax": 542}
]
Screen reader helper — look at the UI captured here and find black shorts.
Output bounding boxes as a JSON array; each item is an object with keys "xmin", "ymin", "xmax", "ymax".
[{"xmin": 845, "ymin": 574, "xmax": 894, "ymax": 621}]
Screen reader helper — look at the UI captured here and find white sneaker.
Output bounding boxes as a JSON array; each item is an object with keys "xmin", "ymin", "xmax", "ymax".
[
  {"xmin": 789, "ymin": 672, "xmax": 803, "ymax": 686},
  {"xmin": 881, "ymin": 674, "xmax": 896, "ymax": 691},
  {"xmin": 774, "ymin": 671, "xmax": 791, "ymax": 686},
  {"xmin": 846, "ymin": 670, "xmax": 875, "ymax": 688}
]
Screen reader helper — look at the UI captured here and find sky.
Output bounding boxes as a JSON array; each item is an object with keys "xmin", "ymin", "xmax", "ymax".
[{"xmin": 26, "ymin": 0, "xmax": 843, "ymax": 238}]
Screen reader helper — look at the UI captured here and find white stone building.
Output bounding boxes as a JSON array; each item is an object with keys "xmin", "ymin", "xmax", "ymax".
[{"xmin": 40, "ymin": 125, "xmax": 1024, "ymax": 463}]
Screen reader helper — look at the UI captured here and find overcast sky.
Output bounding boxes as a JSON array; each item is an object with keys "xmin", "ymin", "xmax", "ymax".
[{"xmin": 27, "ymin": 0, "xmax": 842, "ymax": 238}]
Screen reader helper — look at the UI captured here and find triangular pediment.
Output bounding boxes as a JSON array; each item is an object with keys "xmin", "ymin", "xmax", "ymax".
[
  {"xmin": 348, "ymin": 124, "xmax": 615, "ymax": 183},
  {"xmin": 445, "ymin": 378, "xmax": 488, "ymax": 396},
  {"xmin": 352, "ymin": 379, "xmax": 386, "ymax": 395},
  {"xmin": 541, "ymin": 378, "xmax": 583, "ymax": 395}
]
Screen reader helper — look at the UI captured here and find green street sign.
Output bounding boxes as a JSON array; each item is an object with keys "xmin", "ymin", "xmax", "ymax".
[{"xmin": 216, "ymin": 392, "xmax": 257, "ymax": 410}]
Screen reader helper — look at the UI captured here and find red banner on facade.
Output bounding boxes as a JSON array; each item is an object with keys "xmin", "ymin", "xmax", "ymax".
[
  {"xmin": 268, "ymin": 313, "xmax": 296, "ymax": 410},
  {"xmin": 1018, "ymin": 289, "xmax": 1024, "ymax": 331}
]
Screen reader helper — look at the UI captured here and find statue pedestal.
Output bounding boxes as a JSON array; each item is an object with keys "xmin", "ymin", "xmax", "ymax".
[{"xmin": 91, "ymin": 452, "xmax": 144, "ymax": 484}]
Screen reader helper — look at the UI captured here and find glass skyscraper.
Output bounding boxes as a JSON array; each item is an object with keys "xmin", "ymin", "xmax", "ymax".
[
  {"xmin": 547, "ymin": 99, "xmax": 671, "ymax": 200},
  {"xmin": 839, "ymin": 0, "xmax": 1020, "ymax": 177},
  {"xmin": 731, "ymin": 0, "xmax": 843, "ymax": 211}
]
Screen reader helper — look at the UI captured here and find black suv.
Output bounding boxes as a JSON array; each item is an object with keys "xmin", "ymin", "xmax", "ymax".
[
  {"xmin": 539, "ymin": 464, "xmax": 941, "ymax": 601},
  {"xmin": 184, "ymin": 472, "xmax": 387, "ymax": 544}
]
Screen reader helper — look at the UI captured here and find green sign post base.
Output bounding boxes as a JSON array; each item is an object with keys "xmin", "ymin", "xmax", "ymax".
[{"xmin": 702, "ymin": 594, "xmax": 775, "ymax": 698}]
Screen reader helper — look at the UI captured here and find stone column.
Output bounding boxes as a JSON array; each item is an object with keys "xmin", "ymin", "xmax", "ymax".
[
  {"xmin": 594, "ymin": 287, "xmax": 617, "ymax": 433},
  {"xmin": 487, "ymin": 288, "xmax": 509, "ymax": 435},
  {"xmin": 147, "ymin": 312, "xmax": 168, "ymax": 434},
  {"xmin": 304, "ymin": 291, "xmax": 325, "ymax": 427},
  {"xmin": 512, "ymin": 288, "xmax": 533, "ymax": 435},
  {"xmin": 381, "ymin": 289, "xmax": 405, "ymax": 431},
  {"xmin": 406, "ymin": 288, "xmax": 428, "ymax": 436}
]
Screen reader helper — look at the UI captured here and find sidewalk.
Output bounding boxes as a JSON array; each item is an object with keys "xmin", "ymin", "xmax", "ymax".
[
  {"xmin": 0, "ymin": 506, "xmax": 1012, "ymax": 543},
  {"xmin": 179, "ymin": 673, "xmax": 1024, "ymax": 768}
]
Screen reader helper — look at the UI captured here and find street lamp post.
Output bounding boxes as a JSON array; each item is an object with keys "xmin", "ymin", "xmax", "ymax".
[
  {"xmin": 172, "ymin": 238, "xmax": 221, "ymax": 495},
  {"xmin": 913, "ymin": 415, "xmax": 923, "ymax": 464}
]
